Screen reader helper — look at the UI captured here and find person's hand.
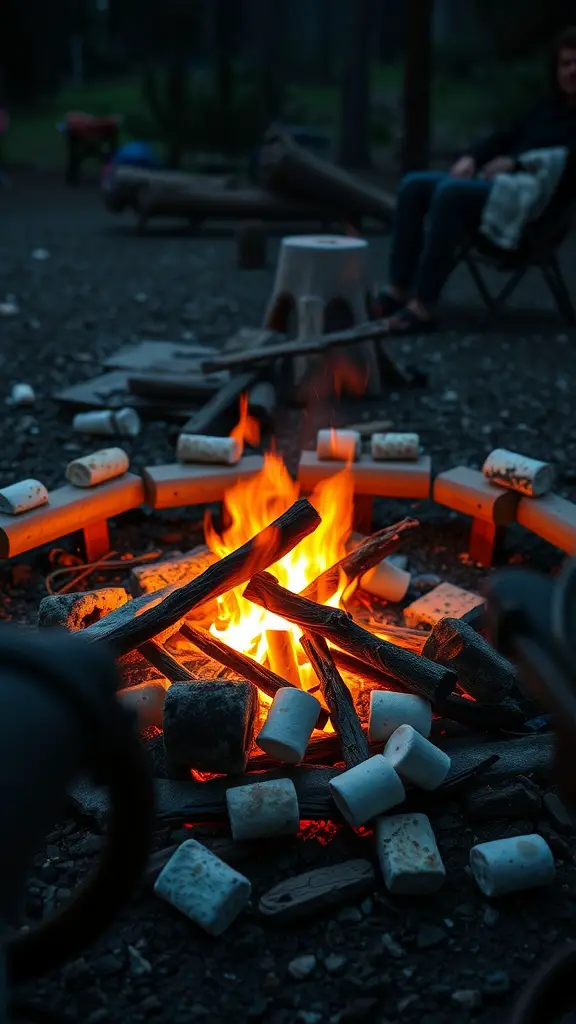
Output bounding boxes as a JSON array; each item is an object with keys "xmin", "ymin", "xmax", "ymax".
[
  {"xmin": 450, "ymin": 155, "xmax": 476, "ymax": 178},
  {"xmin": 481, "ymin": 155, "xmax": 516, "ymax": 179}
]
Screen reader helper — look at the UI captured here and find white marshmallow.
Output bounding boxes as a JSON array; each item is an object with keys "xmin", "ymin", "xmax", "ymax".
[
  {"xmin": 154, "ymin": 838, "xmax": 251, "ymax": 935},
  {"xmin": 177, "ymin": 433, "xmax": 241, "ymax": 465},
  {"xmin": 371, "ymin": 432, "xmax": 420, "ymax": 461},
  {"xmin": 384, "ymin": 725, "xmax": 451, "ymax": 791},
  {"xmin": 470, "ymin": 834, "xmax": 555, "ymax": 898},
  {"xmin": 73, "ymin": 410, "xmax": 116, "ymax": 435},
  {"xmin": 297, "ymin": 294, "xmax": 324, "ymax": 340},
  {"xmin": 376, "ymin": 813, "xmax": 446, "ymax": 894},
  {"xmin": 328, "ymin": 754, "xmax": 405, "ymax": 828},
  {"xmin": 226, "ymin": 778, "xmax": 300, "ymax": 841},
  {"xmin": 360, "ymin": 558, "xmax": 411, "ymax": 603},
  {"xmin": 0, "ymin": 479, "xmax": 49, "ymax": 515},
  {"xmin": 482, "ymin": 448, "xmax": 553, "ymax": 497},
  {"xmin": 316, "ymin": 429, "xmax": 361, "ymax": 462},
  {"xmin": 65, "ymin": 447, "xmax": 129, "ymax": 487},
  {"xmin": 114, "ymin": 407, "xmax": 142, "ymax": 437},
  {"xmin": 368, "ymin": 691, "xmax": 432, "ymax": 743},
  {"xmin": 117, "ymin": 681, "xmax": 166, "ymax": 731},
  {"xmin": 11, "ymin": 383, "xmax": 36, "ymax": 406},
  {"xmin": 256, "ymin": 686, "xmax": 322, "ymax": 764}
]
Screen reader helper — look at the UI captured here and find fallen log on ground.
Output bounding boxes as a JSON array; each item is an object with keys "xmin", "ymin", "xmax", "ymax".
[
  {"xmin": 201, "ymin": 318, "xmax": 391, "ymax": 374},
  {"xmin": 244, "ymin": 572, "xmax": 456, "ymax": 702},
  {"xmin": 82, "ymin": 498, "xmax": 320, "ymax": 656}
]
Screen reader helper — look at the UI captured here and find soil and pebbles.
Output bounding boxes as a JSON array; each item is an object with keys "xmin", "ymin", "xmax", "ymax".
[{"xmin": 2, "ymin": 178, "xmax": 576, "ymax": 1023}]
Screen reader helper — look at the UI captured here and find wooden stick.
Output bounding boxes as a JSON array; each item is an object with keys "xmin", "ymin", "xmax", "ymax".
[
  {"xmin": 266, "ymin": 629, "xmax": 301, "ymax": 688},
  {"xmin": 201, "ymin": 318, "xmax": 391, "ymax": 373},
  {"xmin": 140, "ymin": 640, "xmax": 198, "ymax": 682},
  {"xmin": 244, "ymin": 572, "xmax": 456, "ymax": 702},
  {"xmin": 83, "ymin": 498, "xmax": 321, "ymax": 656},
  {"xmin": 179, "ymin": 622, "xmax": 328, "ymax": 727},
  {"xmin": 330, "ymin": 649, "xmax": 525, "ymax": 731},
  {"xmin": 301, "ymin": 517, "xmax": 419, "ymax": 603},
  {"xmin": 301, "ymin": 633, "xmax": 369, "ymax": 768}
]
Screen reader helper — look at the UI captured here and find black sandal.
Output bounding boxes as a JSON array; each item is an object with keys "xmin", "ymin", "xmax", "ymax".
[{"xmin": 387, "ymin": 307, "xmax": 436, "ymax": 335}]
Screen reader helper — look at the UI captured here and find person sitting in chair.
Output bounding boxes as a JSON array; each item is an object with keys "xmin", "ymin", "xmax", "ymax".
[{"xmin": 379, "ymin": 26, "xmax": 576, "ymax": 334}]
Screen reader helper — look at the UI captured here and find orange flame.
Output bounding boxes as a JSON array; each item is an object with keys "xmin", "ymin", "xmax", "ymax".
[
  {"xmin": 229, "ymin": 393, "xmax": 260, "ymax": 455},
  {"xmin": 204, "ymin": 452, "xmax": 353, "ymax": 695}
]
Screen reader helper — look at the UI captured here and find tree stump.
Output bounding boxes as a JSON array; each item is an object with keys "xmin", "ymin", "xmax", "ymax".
[{"xmin": 264, "ymin": 234, "xmax": 381, "ymax": 400}]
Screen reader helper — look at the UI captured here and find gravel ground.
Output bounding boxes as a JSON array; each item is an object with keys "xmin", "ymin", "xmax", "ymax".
[{"xmin": 2, "ymin": 177, "xmax": 576, "ymax": 1024}]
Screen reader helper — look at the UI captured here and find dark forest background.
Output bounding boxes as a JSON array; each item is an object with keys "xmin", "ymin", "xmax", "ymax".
[{"xmin": 1, "ymin": 0, "xmax": 574, "ymax": 173}]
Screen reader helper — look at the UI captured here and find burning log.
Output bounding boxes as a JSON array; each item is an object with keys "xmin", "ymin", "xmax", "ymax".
[
  {"xmin": 265, "ymin": 629, "xmax": 301, "ymax": 688},
  {"xmin": 244, "ymin": 572, "xmax": 456, "ymax": 702},
  {"xmin": 83, "ymin": 497, "xmax": 321, "ymax": 656},
  {"xmin": 162, "ymin": 679, "xmax": 258, "ymax": 775},
  {"xmin": 178, "ymin": 623, "xmax": 329, "ymax": 726},
  {"xmin": 421, "ymin": 617, "xmax": 517, "ymax": 704},
  {"xmin": 300, "ymin": 516, "xmax": 419, "ymax": 604},
  {"xmin": 300, "ymin": 634, "xmax": 369, "ymax": 768}
]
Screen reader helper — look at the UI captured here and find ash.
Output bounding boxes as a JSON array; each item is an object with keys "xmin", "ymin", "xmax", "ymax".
[{"xmin": 3, "ymin": 178, "xmax": 576, "ymax": 1024}]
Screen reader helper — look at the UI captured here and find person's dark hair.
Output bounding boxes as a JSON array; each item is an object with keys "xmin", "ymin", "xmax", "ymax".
[{"xmin": 552, "ymin": 27, "xmax": 576, "ymax": 90}]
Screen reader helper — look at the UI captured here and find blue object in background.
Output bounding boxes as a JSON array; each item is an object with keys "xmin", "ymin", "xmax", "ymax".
[{"xmin": 111, "ymin": 141, "xmax": 161, "ymax": 169}]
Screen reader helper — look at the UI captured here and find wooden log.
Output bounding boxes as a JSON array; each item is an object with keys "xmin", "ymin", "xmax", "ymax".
[
  {"xmin": 244, "ymin": 572, "xmax": 456, "ymax": 702},
  {"xmin": 140, "ymin": 640, "xmax": 198, "ymax": 682},
  {"xmin": 265, "ymin": 629, "xmax": 301, "ymax": 688},
  {"xmin": 259, "ymin": 860, "xmax": 375, "ymax": 922},
  {"xmin": 301, "ymin": 633, "xmax": 369, "ymax": 768},
  {"xmin": 179, "ymin": 623, "xmax": 327, "ymax": 727},
  {"xmin": 301, "ymin": 516, "xmax": 419, "ymax": 603},
  {"xmin": 421, "ymin": 617, "xmax": 517, "ymax": 704},
  {"xmin": 82, "ymin": 498, "xmax": 321, "ymax": 656},
  {"xmin": 201, "ymin": 318, "xmax": 391, "ymax": 374},
  {"xmin": 0, "ymin": 474, "xmax": 145, "ymax": 560},
  {"xmin": 179, "ymin": 330, "xmax": 280, "ymax": 437},
  {"xmin": 127, "ymin": 374, "xmax": 225, "ymax": 401},
  {"xmin": 38, "ymin": 587, "xmax": 130, "ymax": 631},
  {"xmin": 330, "ymin": 648, "xmax": 525, "ymax": 731}
]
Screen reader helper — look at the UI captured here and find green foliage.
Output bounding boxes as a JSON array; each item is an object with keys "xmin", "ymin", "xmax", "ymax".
[{"xmin": 132, "ymin": 66, "xmax": 271, "ymax": 167}]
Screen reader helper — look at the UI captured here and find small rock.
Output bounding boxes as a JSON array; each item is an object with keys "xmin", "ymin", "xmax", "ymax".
[
  {"xmin": 381, "ymin": 934, "xmax": 405, "ymax": 958},
  {"xmin": 442, "ymin": 390, "xmax": 458, "ymax": 402},
  {"xmin": 483, "ymin": 970, "xmax": 510, "ymax": 997},
  {"xmin": 332, "ymin": 998, "xmax": 379, "ymax": 1021},
  {"xmin": 416, "ymin": 925, "xmax": 446, "ymax": 950},
  {"xmin": 139, "ymin": 995, "xmax": 162, "ymax": 1014},
  {"xmin": 296, "ymin": 1013, "xmax": 323, "ymax": 1024},
  {"xmin": 31, "ymin": 248, "xmax": 50, "ymax": 261},
  {"xmin": 325, "ymin": 954, "xmax": 348, "ymax": 976},
  {"xmin": 93, "ymin": 953, "xmax": 123, "ymax": 977},
  {"xmin": 336, "ymin": 906, "xmax": 362, "ymax": 924},
  {"xmin": 360, "ymin": 897, "xmax": 373, "ymax": 916},
  {"xmin": 483, "ymin": 906, "xmax": 500, "ymax": 928},
  {"xmin": 0, "ymin": 301, "xmax": 19, "ymax": 316},
  {"xmin": 452, "ymin": 990, "xmax": 482, "ymax": 1010},
  {"xmin": 288, "ymin": 955, "xmax": 317, "ymax": 981},
  {"xmin": 128, "ymin": 945, "xmax": 152, "ymax": 977},
  {"xmin": 69, "ymin": 835, "xmax": 104, "ymax": 857}
]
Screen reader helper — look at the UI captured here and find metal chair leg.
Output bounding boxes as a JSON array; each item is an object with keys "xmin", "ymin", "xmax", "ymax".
[
  {"xmin": 464, "ymin": 257, "xmax": 496, "ymax": 309},
  {"xmin": 490, "ymin": 267, "xmax": 528, "ymax": 313}
]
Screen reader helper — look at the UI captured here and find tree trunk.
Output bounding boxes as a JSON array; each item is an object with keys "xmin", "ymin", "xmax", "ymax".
[
  {"xmin": 401, "ymin": 0, "xmax": 433, "ymax": 172},
  {"xmin": 338, "ymin": 0, "xmax": 374, "ymax": 168}
]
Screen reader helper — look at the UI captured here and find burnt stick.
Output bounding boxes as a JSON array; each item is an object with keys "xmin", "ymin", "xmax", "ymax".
[
  {"xmin": 244, "ymin": 572, "xmax": 455, "ymax": 702},
  {"xmin": 301, "ymin": 633, "xmax": 369, "ymax": 768},
  {"xmin": 82, "ymin": 498, "xmax": 321, "ymax": 657},
  {"xmin": 300, "ymin": 517, "xmax": 419, "ymax": 603},
  {"xmin": 140, "ymin": 640, "xmax": 198, "ymax": 682}
]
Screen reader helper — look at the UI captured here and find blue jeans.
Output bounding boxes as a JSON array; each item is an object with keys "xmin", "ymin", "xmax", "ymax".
[{"xmin": 390, "ymin": 171, "xmax": 493, "ymax": 307}]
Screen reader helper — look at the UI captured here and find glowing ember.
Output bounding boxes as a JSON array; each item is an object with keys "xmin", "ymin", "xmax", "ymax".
[{"xmin": 204, "ymin": 451, "xmax": 354, "ymax": 694}]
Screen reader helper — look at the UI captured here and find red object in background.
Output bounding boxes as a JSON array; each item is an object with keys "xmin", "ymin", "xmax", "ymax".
[
  {"xmin": 63, "ymin": 111, "xmax": 121, "ymax": 186},
  {"xmin": 65, "ymin": 111, "xmax": 121, "ymax": 140}
]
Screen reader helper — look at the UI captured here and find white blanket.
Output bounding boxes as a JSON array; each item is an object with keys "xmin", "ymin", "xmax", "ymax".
[{"xmin": 479, "ymin": 146, "xmax": 568, "ymax": 250}]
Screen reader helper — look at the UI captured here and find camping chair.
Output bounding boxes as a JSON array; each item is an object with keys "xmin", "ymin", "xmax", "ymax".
[{"xmin": 453, "ymin": 201, "xmax": 576, "ymax": 326}]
